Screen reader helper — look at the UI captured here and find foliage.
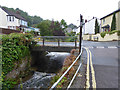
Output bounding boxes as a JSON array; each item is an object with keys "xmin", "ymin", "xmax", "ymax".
[
  {"xmin": 117, "ymin": 30, "xmax": 120, "ymax": 36},
  {"xmin": 2, "ymin": 6, "xmax": 43, "ymax": 26},
  {"xmin": 95, "ymin": 19, "xmax": 99, "ymax": 34},
  {"xmin": 2, "ymin": 33, "xmax": 36, "ymax": 89},
  {"xmin": 67, "ymin": 23, "xmax": 78, "ymax": 30},
  {"xmin": 109, "ymin": 30, "xmax": 120, "ymax": 36},
  {"xmin": 37, "ymin": 20, "xmax": 67, "ymax": 36},
  {"xmin": 60, "ymin": 19, "xmax": 68, "ymax": 31},
  {"xmin": 108, "ymin": 30, "xmax": 118, "ymax": 35},
  {"xmin": 100, "ymin": 30, "xmax": 120, "ymax": 38},
  {"xmin": 51, "ymin": 51, "xmax": 77, "ymax": 88},
  {"xmin": 51, "ymin": 20, "xmax": 65, "ymax": 36},
  {"xmin": 37, "ymin": 20, "xmax": 52, "ymax": 36},
  {"xmin": 66, "ymin": 31, "xmax": 77, "ymax": 42},
  {"xmin": 100, "ymin": 32, "xmax": 106, "ymax": 38},
  {"xmin": 111, "ymin": 13, "xmax": 116, "ymax": 31}
]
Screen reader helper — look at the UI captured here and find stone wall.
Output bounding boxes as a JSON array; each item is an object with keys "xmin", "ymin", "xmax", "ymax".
[
  {"xmin": 83, "ymin": 33, "xmax": 120, "ymax": 41},
  {"xmin": 5, "ymin": 57, "xmax": 31, "ymax": 80}
]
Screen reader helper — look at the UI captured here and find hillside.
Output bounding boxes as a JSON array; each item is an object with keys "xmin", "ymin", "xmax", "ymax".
[{"xmin": 2, "ymin": 6, "xmax": 43, "ymax": 26}]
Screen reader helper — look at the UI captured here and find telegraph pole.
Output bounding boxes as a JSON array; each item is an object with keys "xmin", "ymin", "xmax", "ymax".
[{"xmin": 79, "ymin": 14, "xmax": 83, "ymax": 54}]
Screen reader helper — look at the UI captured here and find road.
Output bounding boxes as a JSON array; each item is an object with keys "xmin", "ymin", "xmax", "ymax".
[
  {"xmin": 37, "ymin": 40, "xmax": 119, "ymax": 47},
  {"xmin": 83, "ymin": 41, "xmax": 119, "ymax": 88}
]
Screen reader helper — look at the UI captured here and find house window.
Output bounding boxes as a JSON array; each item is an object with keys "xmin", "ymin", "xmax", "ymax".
[
  {"xmin": 7, "ymin": 16, "xmax": 14, "ymax": 22},
  {"xmin": 9, "ymin": 16, "xmax": 12, "ymax": 21}
]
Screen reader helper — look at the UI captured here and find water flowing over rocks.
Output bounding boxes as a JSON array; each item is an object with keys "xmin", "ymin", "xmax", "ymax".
[
  {"xmin": 17, "ymin": 51, "xmax": 70, "ymax": 89},
  {"xmin": 17, "ymin": 72, "xmax": 55, "ymax": 89}
]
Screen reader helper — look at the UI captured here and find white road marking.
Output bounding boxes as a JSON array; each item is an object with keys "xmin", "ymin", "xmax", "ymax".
[
  {"xmin": 108, "ymin": 46, "xmax": 117, "ymax": 48},
  {"xmin": 96, "ymin": 46, "xmax": 104, "ymax": 48},
  {"xmin": 85, "ymin": 46, "xmax": 118, "ymax": 49}
]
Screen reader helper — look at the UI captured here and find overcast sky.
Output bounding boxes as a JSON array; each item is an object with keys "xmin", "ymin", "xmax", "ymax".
[{"xmin": 0, "ymin": 0, "xmax": 120, "ymax": 26}]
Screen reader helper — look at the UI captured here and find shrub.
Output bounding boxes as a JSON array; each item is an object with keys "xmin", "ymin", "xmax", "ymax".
[
  {"xmin": 100, "ymin": 32, "xmax": 106, "ymax": 38},
  {"xmin": 2, "ymin": 33, "xmax": 36, "ymax": 89},
  {"xmin": 117, "ymin": 30, "xmax": 120, "ymax": 36},
  {"xmin": 108, "ymin": 30, "xmax": 118, "ymax": 35}
]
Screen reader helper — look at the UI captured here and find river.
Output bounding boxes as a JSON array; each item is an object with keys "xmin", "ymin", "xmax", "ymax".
[{"xmin": 17, "ymin": 51, "xmax": 70, "ymax": 89}]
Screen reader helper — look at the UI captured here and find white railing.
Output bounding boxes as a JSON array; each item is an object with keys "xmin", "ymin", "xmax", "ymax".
[{"xmin": 50, "ymin": 48, "xmax": 83, "ymax": 90}]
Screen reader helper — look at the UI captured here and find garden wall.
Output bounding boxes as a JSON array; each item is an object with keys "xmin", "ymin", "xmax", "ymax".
[
  {"xmin": 0, "ymin": 28, "xmax": 21, "ymax": 34},
  {"xmin": 83, "ymin": 32, "xmax": 120, "ymax": 41}
]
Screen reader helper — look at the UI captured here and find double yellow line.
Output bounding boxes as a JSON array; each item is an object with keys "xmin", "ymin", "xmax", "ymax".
[{"xmin": 84, "ymin": 47, "xmax": 96, "ymax": 89}]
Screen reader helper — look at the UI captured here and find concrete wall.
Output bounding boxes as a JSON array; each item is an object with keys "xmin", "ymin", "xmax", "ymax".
[{"xmin": 83, "ymin": 33, "xmax": 120, "ymax": 41}]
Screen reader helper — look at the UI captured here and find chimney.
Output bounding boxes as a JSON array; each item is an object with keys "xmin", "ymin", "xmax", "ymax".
[{"xmin": 118, "ymin": 1, "xmax": 120, "ymax": 9}]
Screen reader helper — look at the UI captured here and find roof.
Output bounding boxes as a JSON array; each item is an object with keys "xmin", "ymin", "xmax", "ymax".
[
  {"xmin": 1, "ymin": 6, "xmax": 27, "ymax": 21},
  {"xmin": 100, "ymin": 8, "xmax": 120, "ymax": 20}
]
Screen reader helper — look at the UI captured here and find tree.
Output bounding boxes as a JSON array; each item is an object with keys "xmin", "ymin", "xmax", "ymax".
[
  {"xmin": 111, "ymin": 13, "xmax": 116, "ymax": 31},
  {"xmin": 60, "ymin": 19, "xmax": 68, "ymax": 31},
  {"xmin": 95, "ymin": 19, "xmax": 99, "ymax": 34},
  {"xmin": 50, "ymin": 20, "xmax": 65, "ymax": 36},
  {"xmin": 37, "ymin": 19, "xmax": 66, "ymax": 36},
  {"xmin": 37, "ymin": 20, "xmax": 52, "ymax": 36}
]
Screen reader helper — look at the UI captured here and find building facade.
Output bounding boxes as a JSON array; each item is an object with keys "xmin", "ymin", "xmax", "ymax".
[
  {"xmin": 0, "ymin": 6, "xmax": 27, "ymax": 30},
  {"xmin": 100, "ymin": 8, "xmax": 120, "ymax": 32}
]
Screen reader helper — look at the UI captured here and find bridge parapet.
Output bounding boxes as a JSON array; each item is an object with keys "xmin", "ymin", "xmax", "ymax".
[{"xmin": 35, "ymin": 36, "xmax": 77, "ymax": 49}]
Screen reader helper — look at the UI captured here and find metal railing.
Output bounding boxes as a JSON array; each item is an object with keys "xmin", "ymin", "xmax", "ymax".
[
  {"xmin": 36, "ymin": 36, "xmax": 78, "ymax": 48},
  {"xmin": 50, "ymin": 47, "xmax": 83, "ymax": 90}
]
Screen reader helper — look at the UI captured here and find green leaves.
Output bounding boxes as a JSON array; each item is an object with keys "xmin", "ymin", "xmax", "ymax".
[
  {"xmin": 95, "ymin": 19, "xmax": 100, "ymax": 34},
  {"xmin": 111, "ymin": 13, "xmax": 116, "ymax": 31},
  {"xmin": 2, "ymin": 33, "xmax": 35, "ymax": 88}
]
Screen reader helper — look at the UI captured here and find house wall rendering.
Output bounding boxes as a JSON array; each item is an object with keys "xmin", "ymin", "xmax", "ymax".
[
  {"xmin": 0, "ymin": 7, "xmax": 8, "ymax": 28},
  {"xmin": 100, "ymin": 10, "xmax": 120, "ymax": 32},
  {"xmin": 118, "ymin": 1, "xmax": 120, "ymax": 9},
  {"xmin": 0, "ymin": 6, "xmax": 28, "ymax": 30}
]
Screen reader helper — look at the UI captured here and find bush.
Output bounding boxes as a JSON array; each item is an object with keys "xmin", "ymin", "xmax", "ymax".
[
  {"xmin": 117, "ymin": 30, "xmax": 120, "ymax": 36},
  {"xmin": 100, "ymin": 32, "xmax": 106, "ymax": 38},
  {"xmin": 108, "ymin": 30, "xmax": 118, "ymax": 35},
  {"xmin": 2, "ymin": 33, "xmax": 36, "ymax": 89}
]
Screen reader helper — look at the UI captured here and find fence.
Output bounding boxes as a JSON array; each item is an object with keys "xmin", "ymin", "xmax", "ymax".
[{"xmin": 0, "ymin": 28, "xmax": 21, "ymax": 34}]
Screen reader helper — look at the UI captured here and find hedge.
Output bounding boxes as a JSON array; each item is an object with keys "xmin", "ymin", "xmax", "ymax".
[
  {"xmin": 100, "ymin": 30, "xmax": 120, "ymax": 38},
  {"xmin": 1, "ymin": 33, "xmax": 36, "ymax": 89}
]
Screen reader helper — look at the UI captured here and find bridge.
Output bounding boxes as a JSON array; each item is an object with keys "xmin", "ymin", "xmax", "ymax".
[{"xmin": 32, "ymin": 36, "xmax": 79, "ymax": 52}]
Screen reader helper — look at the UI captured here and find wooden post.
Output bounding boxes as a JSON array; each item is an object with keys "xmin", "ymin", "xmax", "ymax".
[
  {"xmin": 58, "ymin": 39, "xmax": 60, "ymax": 47},
  {"xmin": 43, "ymin": 38, "xmax": 45, "ymax": 46},
  {"xmin": 79, "ymin": 14, "xmax": 83, "ymax": 54},
  {"xmin": 75, "ymin": 39, "xmax": 77, "ymax": 49}
]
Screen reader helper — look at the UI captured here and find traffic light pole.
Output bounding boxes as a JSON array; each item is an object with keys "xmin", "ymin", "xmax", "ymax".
[{"xmin": 79, "ymin": 14, "xmax": 83, "ymax": 54}]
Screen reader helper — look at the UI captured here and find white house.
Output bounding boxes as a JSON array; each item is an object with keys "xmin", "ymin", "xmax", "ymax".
[
  {"xmin": 0, "ymin": 6, "xmax": 28, "ymax": 30},
  {"xmin": 82, "ymin": 18, "xmax": 100, "ymax": 34},
  {"xmin": 64, "ymin": 27, "xmax": 73, "ymax": 33}
]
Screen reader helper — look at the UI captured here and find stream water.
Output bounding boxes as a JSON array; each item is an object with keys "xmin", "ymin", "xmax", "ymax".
[{"xmin": 17, "ymin": 52, "xmax": 70, "ymax": 89}]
